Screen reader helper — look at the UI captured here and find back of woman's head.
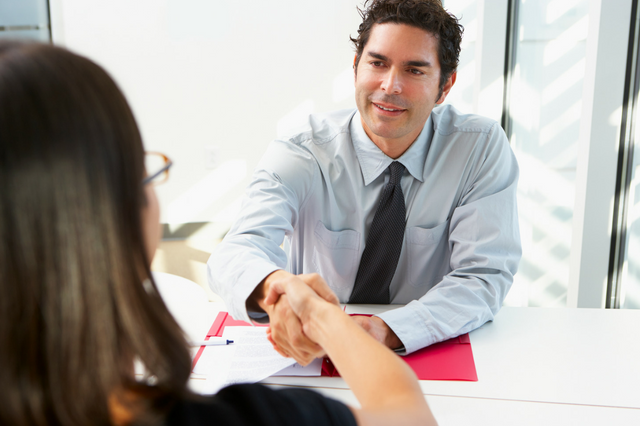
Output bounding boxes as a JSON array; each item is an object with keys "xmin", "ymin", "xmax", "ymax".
[{"xmin": 0, "ymin": 41, "xmax": 191, "ymax": 426}]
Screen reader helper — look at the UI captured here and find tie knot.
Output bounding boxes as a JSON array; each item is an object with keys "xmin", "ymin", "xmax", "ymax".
[{"xmin": 388, "ymin": 162, "xmax": 405, "ymax": 185}]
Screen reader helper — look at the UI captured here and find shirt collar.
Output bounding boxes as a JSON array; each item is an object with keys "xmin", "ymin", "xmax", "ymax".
[{"xmin": 350, "ymin": 111, "xmax": 433, "ymax": 186}]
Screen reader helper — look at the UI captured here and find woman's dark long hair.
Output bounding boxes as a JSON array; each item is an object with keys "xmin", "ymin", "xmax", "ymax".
[{"xmin": 0, "ymin": 42, "xmax": 192, "ymax": 425}]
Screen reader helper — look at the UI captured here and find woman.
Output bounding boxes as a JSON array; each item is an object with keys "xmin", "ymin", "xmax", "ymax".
[{"xmin": 0, "ymin": 41, "xmax": 436, "ymax": 426}]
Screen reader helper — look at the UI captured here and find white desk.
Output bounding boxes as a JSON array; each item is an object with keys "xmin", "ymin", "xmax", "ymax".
[
  {"xmin": 263, "ymin": 306, "xmax": 640, "ymax": 425},
  {"xmin": 265, "ymin": 307, "xmax": 640, "ymax": 409},
  {"xmin": 155, "ymin": 278, "xmax": 640, "ymax": 425},
  {"xmin": 281, "ymin": 387, "xmax": 640, "ymax": 426}
]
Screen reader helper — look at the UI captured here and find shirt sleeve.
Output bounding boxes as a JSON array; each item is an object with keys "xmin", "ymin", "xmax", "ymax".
[
  {"xmin": 207, "ymin": 138, "xmax": 318, "ymax": 323},
  {"xmin": 379, "ymin": 122, "xmax": 522, "ymax": 355}
]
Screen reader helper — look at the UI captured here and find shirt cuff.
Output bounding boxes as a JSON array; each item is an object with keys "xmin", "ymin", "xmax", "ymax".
[
  {"xmin": 248, "ymin": 311, "xmax": 270, "ymax": 324},
  {"xmin": 228, "ymin": 263, "xmax": 282, "ymax": 324},
  {"xmin": 376, "ymin": 300, "xmax": 439, "ymax": 355}
]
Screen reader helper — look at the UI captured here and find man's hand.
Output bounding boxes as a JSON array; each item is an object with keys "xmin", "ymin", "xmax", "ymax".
[
  {"xmin": 250, "ymin": 270, "xmax": 338, "ymax": 365},
  {"xmin": 265, "ymin": 293, "xmax": 322, "ymax": 365},
  {"xmin": 351, "ymin": 315, "xmax": 403, "ymax": 350},
  {"xmin": 264, "ymin": 273, "xmax": 341, "ymax": 343}
]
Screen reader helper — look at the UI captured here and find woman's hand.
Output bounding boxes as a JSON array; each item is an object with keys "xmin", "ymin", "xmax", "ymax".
[
  {"xmin": 263, "ymin": 273, "xmax": 340, "ymax": 343},
  {"xmin": 261, "ymin": 272, "xmax": 339, "ymax": 362}
]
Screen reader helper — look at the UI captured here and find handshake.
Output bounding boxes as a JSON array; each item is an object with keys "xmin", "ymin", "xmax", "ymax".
[
  {"xmin": 253, "ymin": 270, "xmax": 403, "ymax": 366},
  {"xmin": 252, "ymin": 270, "xmax": 435, "ymax": 426}
]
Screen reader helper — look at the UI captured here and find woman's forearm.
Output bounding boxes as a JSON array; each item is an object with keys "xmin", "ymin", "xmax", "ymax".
[
  {"xmin": 307, "ymin": 303, "xmax": 436, "ymax": 426},
  {"xmin": 265, "ymin": 274, "xmax": 436, "ymax": 426}
]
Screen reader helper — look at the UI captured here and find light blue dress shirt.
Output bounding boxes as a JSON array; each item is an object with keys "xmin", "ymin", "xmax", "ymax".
[{"xmin": 208, "ymin": 105, "xmax": 521, "ymax": 354}]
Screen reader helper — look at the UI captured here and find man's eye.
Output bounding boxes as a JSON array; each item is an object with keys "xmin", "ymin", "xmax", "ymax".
[
  {"xmin": 409, "ymin": 68, "xmax": 424, "ymax": 75},
  {"xmin": 371, "ymin": 61, "xmax": 384, "ymax": 67}
]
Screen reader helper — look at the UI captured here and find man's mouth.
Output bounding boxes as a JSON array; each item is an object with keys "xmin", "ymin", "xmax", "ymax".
[{"xmin": 373, "ymin": 102, "xmax": 405, "ymax": 112}]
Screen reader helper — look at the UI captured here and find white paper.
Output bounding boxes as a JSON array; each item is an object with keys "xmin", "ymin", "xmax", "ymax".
[
  {"xmin": 271, "ymin": 357, "xmax": 323, "ymax": 376},
  {"xmin": 193, "ymin": 327, "xmax": 296, "ymax": 394}
]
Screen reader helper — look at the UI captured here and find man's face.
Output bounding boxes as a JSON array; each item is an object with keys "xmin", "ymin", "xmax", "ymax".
[{"xmin": 355, "ymin": 23, "xmax": 455, "ymax": 154}]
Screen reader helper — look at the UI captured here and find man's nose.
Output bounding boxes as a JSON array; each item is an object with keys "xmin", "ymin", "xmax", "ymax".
[{"xmin": 381, "ymin": 69, "xmax": 402, "ymax": 94}]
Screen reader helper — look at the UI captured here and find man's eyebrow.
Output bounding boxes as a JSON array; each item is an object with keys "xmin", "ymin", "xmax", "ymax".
[
  {"xmin": 367, "ymin": 51, "xmax": 389, "ymax": 62},
  {"xmin": 406, "ymin": 60, "xmax": 432, "ymax": 68},
  {"xmin": 366, "ymin": 51, "xmax": 432, "ymax": 68}
]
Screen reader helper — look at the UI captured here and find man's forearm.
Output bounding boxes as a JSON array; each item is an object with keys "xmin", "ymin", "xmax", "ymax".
[{"xmin": 246, "ymin": 278, "xmax": 267, "ymax": 314}]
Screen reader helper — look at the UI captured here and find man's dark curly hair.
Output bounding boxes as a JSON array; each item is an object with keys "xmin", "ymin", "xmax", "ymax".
[{"xmin": 351, "ymin": 0, "xmax": 463, "ymax": 94}]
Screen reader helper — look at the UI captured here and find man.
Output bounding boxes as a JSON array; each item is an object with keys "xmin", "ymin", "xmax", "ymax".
[{"xmin": 208, "ymin": 0, "xmax": 521, "ymax": 364}]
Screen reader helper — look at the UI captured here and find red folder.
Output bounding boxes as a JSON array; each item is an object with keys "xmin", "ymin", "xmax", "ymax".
[
  {"xmin": 193, "ymin": 311, "xmax": 478, "ymax": 381},
  {"xmin": 192, "ymin": 311, "xmax": 265, "ymax": 369},
  {"xmin": 320, "ymin": 332, "xmax": 477, "ymax": 381},
  {"xmin": 320, "ymin": 313, "xmax": 477, "ymax": 381}
]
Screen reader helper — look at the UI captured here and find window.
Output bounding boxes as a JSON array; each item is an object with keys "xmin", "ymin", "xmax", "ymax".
[
  {"xmin": 504, "ymin": 0, "xmax": 590, "ymax": 307},
  {"xmin": 0, "ymin": 0, "xmax": 51, "ymax": 42}
]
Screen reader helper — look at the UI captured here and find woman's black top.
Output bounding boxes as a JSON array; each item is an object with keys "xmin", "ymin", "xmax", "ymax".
[{"xmin": 165, "ymin": 384, "xmax": 357, "ymax": 426}]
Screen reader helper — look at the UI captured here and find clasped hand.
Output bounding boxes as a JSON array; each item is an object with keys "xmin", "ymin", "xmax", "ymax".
[
  {"xmin": 258, "ymin": 271, "xmax": 402, "ymax": 365},
  {"xmin": 260, "ymin": 271, "xmax": 337, "ymax": 365}
]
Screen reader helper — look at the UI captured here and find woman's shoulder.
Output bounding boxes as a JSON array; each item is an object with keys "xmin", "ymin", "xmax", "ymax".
[{"xmin": 165, "ymin": 384, "xmax": 356, "ymax": 426}]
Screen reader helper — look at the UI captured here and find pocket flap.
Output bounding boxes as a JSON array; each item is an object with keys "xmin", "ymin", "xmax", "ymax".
[
  {"xmin": 314, "ymin": 221, "xmax": 360, "ymax": 250},
  {"xmin": 406, "ymin": 220, "xmax": 450, "ymax": 245}
]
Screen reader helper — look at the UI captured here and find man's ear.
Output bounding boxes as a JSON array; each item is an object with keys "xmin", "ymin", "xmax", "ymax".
[
  {"xmin": 436, "ymin": 71, "xmax": 457, "ymax": 104},
  {"xmin": 353, "ymin": 54, "xmax": 358, "ymax": 83}
]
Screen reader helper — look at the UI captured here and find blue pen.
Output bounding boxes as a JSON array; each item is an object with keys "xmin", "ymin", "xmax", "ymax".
[{"xmin": 190, "ymin": 338, "xmax": 234, "ymax": 347}]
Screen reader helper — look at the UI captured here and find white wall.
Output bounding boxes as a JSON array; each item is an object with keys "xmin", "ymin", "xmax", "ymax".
[{"xmin": 50, "ymin": 0, "xmax": 361, "ymax": 233}]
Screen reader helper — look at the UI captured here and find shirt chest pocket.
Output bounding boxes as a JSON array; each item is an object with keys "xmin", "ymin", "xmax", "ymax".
[
  {"xmin": 312, "ymin": 221, "xmax": 360, "ymax": 301},
  {"xmin": 406, "ymin": 220, "xmax": 451, "ymax": 288}
]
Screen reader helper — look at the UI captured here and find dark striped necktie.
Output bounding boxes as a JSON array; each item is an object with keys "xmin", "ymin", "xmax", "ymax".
[{"xmin": 349, "ymin": 161, "xmax": 406, "ymax": 304}]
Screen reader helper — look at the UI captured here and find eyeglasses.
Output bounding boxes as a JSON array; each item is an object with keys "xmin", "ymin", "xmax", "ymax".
[{"xmin": 143, "ymin": 152, "xmax": 173, "ymax": 186}]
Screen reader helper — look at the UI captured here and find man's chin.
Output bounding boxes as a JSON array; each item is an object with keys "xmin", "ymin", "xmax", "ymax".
[{"xmin": 367, "ymin": 122, "xmax": 407, "ymax": 140}]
